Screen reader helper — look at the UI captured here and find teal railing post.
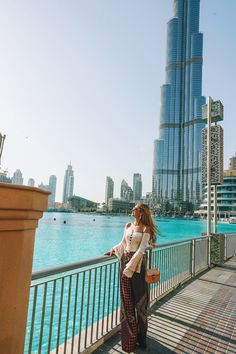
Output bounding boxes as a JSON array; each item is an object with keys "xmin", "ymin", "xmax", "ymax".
[
  {"xmin": 146, "ymin": 248, "xmax": 152, "ymax": 306},
  {"xmin": 191, "ymin": 240, "xmax": 195, "ymax": 277}
]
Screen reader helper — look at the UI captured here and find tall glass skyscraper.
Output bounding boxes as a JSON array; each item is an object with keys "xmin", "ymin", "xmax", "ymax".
[
  {"xmin": 105, "ymin": 176, "xmax": 114, "ymax": 206},
  {"xmin": 153, "ymin": 0, "xmax": 205, "ymax": 208},
  {"xmin": 48, "ymin": 175, "xmax": 57, "ymax": 206},
  {"xmin": 133, "ymin": 173, "xmax": 142, "ymax": 202},
  {"xmin": 63, "ymin": 164, "xmax": 74, "ymax": 203}
]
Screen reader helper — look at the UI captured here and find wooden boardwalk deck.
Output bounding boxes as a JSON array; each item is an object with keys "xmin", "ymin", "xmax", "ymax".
[{"xmin": 93, "ymin": 257, "xmax": 236, "ymax": 354}]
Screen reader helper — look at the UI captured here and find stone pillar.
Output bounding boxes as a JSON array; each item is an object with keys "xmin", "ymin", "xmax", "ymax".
[
  {"xmin": 210, "ymin": 233, "xmax": 225, "ymax": 265},
  {"xmin": 0, "ymin": 183, "xmax": 49, "ymax": 354}
]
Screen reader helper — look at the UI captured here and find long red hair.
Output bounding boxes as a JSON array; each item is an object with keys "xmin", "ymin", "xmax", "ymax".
[{"xmin": 136, "ymin": 203, "xmax": 158, "ymax": 246}]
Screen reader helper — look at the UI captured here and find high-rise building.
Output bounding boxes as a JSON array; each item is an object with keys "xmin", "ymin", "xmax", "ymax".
[
  {"xmin": 28, "ymin": 178, "xmax": 35, "ymax": 187},
  {"xmin": 38, "ymin": 175, "xmax": 57, "ymax": 207},
  {"xmin": 62, "ymin": 164, "xmax": 74, "ymax": 203},
  {"xmin": 202, "ymin": 125, "xmax": 224, "ymax": 185},
  {"xmin": 120, "ymin": 179, "xmax": 133, "ymax": 201},
  {"xmin": 48, "ymin": 175, "xmax": 57, "ymax": 206},
  {"xmin": 12, "ymin": 169, "xmax": 23, "ymax": 185},
  {"xmin": 229, "ymin": 153, "xmax": 236, "ymax": 170},
  {"xmin": 133, "ymin": 173, "xmax": 142, "ymax": 202},
  {"xmin": 105, "ymin": 176, "xmax": 114, "ymax": 205},
  {"xmin": 0, "ymin": 171, "xmax": 11, "ymax": 183},
  {"xmin": 197, "ymin": 169, "xmax": 236, "ymax": 219},
  {"xmin": 153, "ymin": 0, "xmax": 205, "ymax": 209},
  {"xmin": 120, "ymin": 179, "xmax": 128, "ymax": 199},
  {"xmin": 108, "ymin": 198, "xmax": 135, "ymax": 213}
]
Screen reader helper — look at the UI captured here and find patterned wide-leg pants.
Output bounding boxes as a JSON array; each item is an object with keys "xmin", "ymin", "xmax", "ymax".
[{"xmin": 120, "ymin": 252, "xmax": 148, "ymax": 353}]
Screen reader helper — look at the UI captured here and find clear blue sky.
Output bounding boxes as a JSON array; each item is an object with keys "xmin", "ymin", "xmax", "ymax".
[{"xmin": 0, "ymin": 0, "xmax": 235, "ymax": 203}]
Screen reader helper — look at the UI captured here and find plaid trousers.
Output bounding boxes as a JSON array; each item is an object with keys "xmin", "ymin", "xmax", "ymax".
[{"xmin": 120, "ymin": 251, "xmax": 148, "ymax": 353}]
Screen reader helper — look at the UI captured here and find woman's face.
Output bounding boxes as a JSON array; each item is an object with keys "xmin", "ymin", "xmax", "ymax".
[{"xmin": 131, "ymin": 205, "xmax": 142, "ymax": 218}]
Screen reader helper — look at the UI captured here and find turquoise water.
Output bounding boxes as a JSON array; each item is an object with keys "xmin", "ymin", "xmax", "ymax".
[{"xmin": 33, "ymin": 212, "xmax": 236, "ymax": 271}]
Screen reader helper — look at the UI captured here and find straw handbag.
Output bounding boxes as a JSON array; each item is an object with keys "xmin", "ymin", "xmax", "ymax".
[{"xmin": 145, "ymin": 267, "xmax": 160, "ymax": 284}]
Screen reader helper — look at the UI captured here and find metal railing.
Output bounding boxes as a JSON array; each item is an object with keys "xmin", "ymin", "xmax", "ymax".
[{"xmin": 24, "ymin": 234, "xmax": 236, "ymax": 354}]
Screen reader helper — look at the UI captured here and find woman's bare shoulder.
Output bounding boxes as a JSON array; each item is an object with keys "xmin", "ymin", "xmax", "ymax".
[{"xmin": 125, "ymin": 222, "xmax": 132, "ymax": 228}]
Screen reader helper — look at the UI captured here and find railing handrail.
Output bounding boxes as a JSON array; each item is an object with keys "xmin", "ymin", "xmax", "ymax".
[
  {"xmin": 31, "ymin": 234, "xmax": 211, "ymax": 281},
  {"xmin": 153, "ymin": 235, "xmax": 209, "ymax": 248},
  {"xmin": 32, "ymin": 255, "xmax": 114, "ymax": 280}
]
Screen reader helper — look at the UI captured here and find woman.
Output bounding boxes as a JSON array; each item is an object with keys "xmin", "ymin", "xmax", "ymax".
[{"xmin": 105, "ymin": 203, "xmax": 157, "ymax": 353}]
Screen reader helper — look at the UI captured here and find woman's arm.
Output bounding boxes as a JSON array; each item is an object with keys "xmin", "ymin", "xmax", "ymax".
[{"xmin": 105, "ymin": 223, "xmax": 130, "ymax": 259}]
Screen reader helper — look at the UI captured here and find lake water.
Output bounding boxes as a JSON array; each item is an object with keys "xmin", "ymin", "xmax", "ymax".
[{"xmin": 33, "ymin": 212, "xmax": 236, "ymax": 271}]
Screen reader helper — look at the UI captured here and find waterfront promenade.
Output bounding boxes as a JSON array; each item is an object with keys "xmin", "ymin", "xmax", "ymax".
[{"xmin": 94, "ymin": 257, "xmax": 236, "ymax": 354}]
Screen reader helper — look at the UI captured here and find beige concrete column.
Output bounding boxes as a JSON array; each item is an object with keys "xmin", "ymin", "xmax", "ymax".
[{"xmin": 0, "ymin": 183, "xmax": 50, "ymax": 354}]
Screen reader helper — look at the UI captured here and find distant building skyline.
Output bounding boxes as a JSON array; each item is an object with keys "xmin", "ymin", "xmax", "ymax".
[
  {"xmin": 38, "ymin": 181, "xmax": 49, "ymax": 191},
  {"xmin": 120, "ymin": 179, "xmax": 128, "ymax": 199},
  {"xmin": 62, "ymin": 163, "xmax": 74, "ymax": 203},
  {"xmin": 229, "ymin": 153, "xmax": 236, "ymax": 170},
  {"xmin": 38, "ymin": 175, "xmax": 57, "ymax": 207},
  {"xmin": 0, "ymin": 170, "xmax": 11, "ymax": 183},
  {"xmin": 48, "ymin": 175, "xmax": 57, "ymax": 206},
  {"xmin": 105, "ymin": 176, "xmax": 114, "ymax": 206},
  {"xmin": 108, "ymin": 198, "xmax": 134, "ymax": 213},
  {"xmin": 153, "ymin": 0, "xmax": 205, "ymax": 208},
  {"xmin": 27, "ymin": 178, "xmax": 35, "ymax": 187},
  {"xmin": 133, "ymin": 173, "xmax": 142, "ymax": 202},
  {"xmin": 12, "ymin": 169, "xmax": 23, "ymax": 185},
  {"xmin": 69, "ymin": 195, "xmax": 98, "ymax": 211},
  {"xmin": 120, "ymin": 179, "xmax": 133, "ymax": 202}
]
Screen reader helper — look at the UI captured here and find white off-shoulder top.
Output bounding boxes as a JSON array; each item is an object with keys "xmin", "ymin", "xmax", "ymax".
[{"xmin": 112, "ymin": 225, "xmax": 150, "ymax": 278}]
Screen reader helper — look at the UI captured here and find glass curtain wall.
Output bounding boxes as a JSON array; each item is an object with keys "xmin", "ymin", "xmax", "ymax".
[{"xmin": 153, "ymin": 0, "xmax": 205, "ymax": 209}]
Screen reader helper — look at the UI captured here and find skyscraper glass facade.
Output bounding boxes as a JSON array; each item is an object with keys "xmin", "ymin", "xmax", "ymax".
[
  {"xmin": 133, "ymin": 173, "xmax": 142, "ymax": 202},
  {"xmin": 153, "ymin": 0, "xmax": 205, "ymax": 208},
  {"xmin": 63, "ymin": 164, "xmax": 74, "ymax": 203},
  {"xmin": 105, "ymin": 176, "xmax": 114, "ymax": 205},
  {"xmin": 48, "ymin": 175, "xmax": 57, "ymax": 206}
]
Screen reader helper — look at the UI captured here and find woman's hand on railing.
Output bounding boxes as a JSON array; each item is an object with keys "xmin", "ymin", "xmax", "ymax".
[
  {"xmin": 104, "ymin": 249, "xmax": 114, "ymax": 256},
  {"xmin": 152, "ymin": 244, "xmax": 159, "ymax": 248}
]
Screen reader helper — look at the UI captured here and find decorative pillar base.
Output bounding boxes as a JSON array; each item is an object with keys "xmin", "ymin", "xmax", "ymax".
[
  {"xmin": 210, "ymin": 233, "xmax": 225, "ymax": 265},
  {"xmin": 0, "ymin": 184, "xmax": 49, "ymax": 354}
]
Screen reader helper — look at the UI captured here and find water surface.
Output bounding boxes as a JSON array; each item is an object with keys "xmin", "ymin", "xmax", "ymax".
[{"xmin": 33, "ymin": 212, "xmax": 236, "ymax": 271}]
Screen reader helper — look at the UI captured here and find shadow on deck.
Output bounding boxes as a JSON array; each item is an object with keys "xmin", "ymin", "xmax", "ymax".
[{"xmin": 93, "ymin": 257, "xmax": 236, "ymax": 354}]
